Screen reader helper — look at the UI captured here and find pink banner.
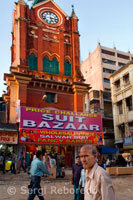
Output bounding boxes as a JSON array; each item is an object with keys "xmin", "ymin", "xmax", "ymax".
[{"xmin": 19, "ymin": 107, "xmax": 103, "ymax": 145}]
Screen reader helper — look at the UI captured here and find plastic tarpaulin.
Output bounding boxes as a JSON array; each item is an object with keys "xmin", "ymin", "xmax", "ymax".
[{"xmin": 99, "ymin": 145, "xmax": 118, "ymax": 154}]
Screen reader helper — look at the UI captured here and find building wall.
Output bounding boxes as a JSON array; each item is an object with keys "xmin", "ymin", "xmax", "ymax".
[
  {"xmin": 81, "ymin": 44, "xmax": 103, "ymax": 91},
  {"xmin": 101, "ymin": 45, "xmax": 133, "ymax": 90},
  {"xmin": 4, "ymin": 0, "xmax": 89, "ymax": 123},
  {"xmin": 11, "ymin": 1, "xmax": 80, "ymax": 82},
  {"xmin": 110, "ymin": 63, "xmax": 133, "ymax": 141},
  {"xmin": 81, "ymin": 44, "xmax": 133, "ymax": 91},
  {"xmin": 0, "ymin": 98, "xmax": 7, "ymax": 123},
  {"xmin": 26, "ymin": 86, "xmax": 74, "ymax": 111},
  {"xmin": 81, "ymin": 44, "xmax": 133, "ymax": 146}
]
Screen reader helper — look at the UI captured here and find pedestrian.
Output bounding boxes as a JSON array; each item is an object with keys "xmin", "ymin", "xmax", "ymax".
[
  {"xmin": 33, "ymin": 152, "xmax": 36, "ymax": 160},
  {"xmin": 80, "ymin": 144, "xmax": 115, "ymax": 200},
  {"xmin": 18, "ymin": 152, "xmax": 26, "ymax": 173},
  {"xmin": 50, "ymin": 156, "xmax": 56, "ymax": 168},
  {"xmin": 25, "ymin": 152, "xmax": 30, "ymax": 170},
  {"xmin": 96, "ymin": 146, "xmax": 105, "ymax": 169},
  {"xmin": 10, "ymin": 151, "xmax": 17, "ymax": 174},
  {"xmin": 106, "ymin": 157, "xmax": 111, "ymax": 167},
  {"xmin": 27, "ymin": 150, "xmax": 52, "ymax": 200},
  {"xmin": 72, "ymin": 155, "xmax": 83, "ymax": 200},
  {"xmin": 56, "ymin": 154, "xmax": 63, "ymax": 178},
  {"xmin": 79, "ymin": 168, "xmax": 86, "ymax": 200},
  {"xmin": 3, "ymin": 152, "xmax": 6, "ymax": 174},
  {"xmin": 0, "ymin": 152, "xmax": 5, "ymax": 174},
  {"xmin": 43, "ymin": 153, "xmax": 51, "ymax": 170}
]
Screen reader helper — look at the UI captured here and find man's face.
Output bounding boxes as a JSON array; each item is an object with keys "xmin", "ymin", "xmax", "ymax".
[
  {"xmin": 80, "ymin": 149, "xmax": 97, "ymax": 170},
  {"xmin": 76, "ymin": 157, "xmax": 81, "ymax": 165}
]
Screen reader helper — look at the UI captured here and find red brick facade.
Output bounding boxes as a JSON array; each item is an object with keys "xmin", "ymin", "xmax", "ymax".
[{"xmin": 4, "ymin": 0, "xmax": 90, "ymax": 123}]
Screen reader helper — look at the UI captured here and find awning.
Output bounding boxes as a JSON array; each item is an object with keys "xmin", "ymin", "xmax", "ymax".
[
  {"xmin": 114, "ymin": 139, "xmax": 123, "ymax": 144},
  {"xmin": 117, "ymin": 123, "xmax": 124, "ymax": 127},
  {"xmin": 0, "ymin": 122, "xmax": 18, "ymax": 132},
  {"xmin": 99, "ymin": 145, "xmax": 118, "ymax": 154}
]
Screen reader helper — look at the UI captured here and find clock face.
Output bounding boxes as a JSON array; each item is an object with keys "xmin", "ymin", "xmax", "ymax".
[{"xmin": 41, "ymin": 11, "xmax": 59, "ymax": 25}]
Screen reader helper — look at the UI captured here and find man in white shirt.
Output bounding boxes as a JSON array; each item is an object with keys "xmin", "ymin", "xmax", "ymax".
[{"xmin": 80, "ymin": 144, "xmax": 115, "ymax": 200}]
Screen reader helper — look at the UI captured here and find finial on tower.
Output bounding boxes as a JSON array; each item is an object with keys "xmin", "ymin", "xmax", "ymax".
[
  {"xmin": 18, "ymin": 0, "xmax": 26, "ymax": 4},
  {"xmin": 71, "ymin": 4, "xmax": 77, "ymax": 18}
]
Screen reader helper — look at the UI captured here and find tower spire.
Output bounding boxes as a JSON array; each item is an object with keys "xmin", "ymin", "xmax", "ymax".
[
  {"xmin": 18, "ymin": 0, "xmax": 26, "ymax": 4},
  {"xmin": 71, "ymin": 5, "xmax": 77, "ymax": 18}
]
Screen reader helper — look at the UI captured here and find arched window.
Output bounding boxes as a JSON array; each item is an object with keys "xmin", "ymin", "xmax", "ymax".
[
  {"xmin": 43, "ymin": 56, "xmax": 59, "ymax": 74},
  {"xmin": 43, "ymin": 56, "xmax": 50, "ymax": 73},
  {"xmin": 64, "ymin": 60, "xmax": 71, "ymax": 76},
  {"xmin": 28, "ymin": 54, "xmax": 37, "ymax": 71},
  {"xmin": 51, "ymin": 57, "xmax": 59, "ymax": 74}
]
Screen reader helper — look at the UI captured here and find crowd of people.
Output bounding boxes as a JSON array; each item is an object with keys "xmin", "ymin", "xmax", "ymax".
[
  {"xmin": 26, "ymin": 145, "xmax": 116, "ymax": 200},
  {"xmin": 1, "ymin": 145, "xmax": 133, "ymax": 200},
  {"xmin": 0, "ymin": 150, "xmax": 65, "ymax": 177}
]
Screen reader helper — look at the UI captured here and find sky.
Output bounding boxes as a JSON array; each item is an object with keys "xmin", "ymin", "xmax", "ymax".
[{"xmin": 1, "ymin": 0, "xmax": 133, "ymax": 96}]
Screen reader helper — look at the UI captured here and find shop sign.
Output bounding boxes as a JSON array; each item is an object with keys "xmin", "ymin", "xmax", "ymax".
[
  {"xmin": 19, "ymin": 129, "xmax": 104, "ymax": 145},
  {"xmin": 0, "ymin": 132, "xmax": 18, "ymax": 144},
  {"xmin": 19, "ymin": 107, "xmax": 104, "ymax": 145},
  {"xmin": 123, "ymin": 137, "xmax": 133, "ymax": 147},
  {"xmin": 129, "ymin": 127, "xmax": 133, "ymax": 136}
]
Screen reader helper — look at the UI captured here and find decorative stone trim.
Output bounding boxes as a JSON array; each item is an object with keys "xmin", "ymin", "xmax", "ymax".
[
  {"xmin": 28, "ymin": 34, "xmax": 38, "ymax": 38},
  {"xmin": 43, "ymin": 37, "xmax": 59, "ymax": 43},
  {"xmin": 43, "ymin": 28, "xmax": 59, "ymax": 34},
  {"xmin": 28, "ymin": 25, "xmax": 38, "ymax": 30}
]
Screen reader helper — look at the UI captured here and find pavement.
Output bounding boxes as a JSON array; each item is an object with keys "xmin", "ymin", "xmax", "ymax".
[
  {"xmin": 0, "ymin": 170, "xmax": 133, "ymax": 200},
  {"xmin": 0, "ymin": 170, "xmax": 73, "ymax": 200}
]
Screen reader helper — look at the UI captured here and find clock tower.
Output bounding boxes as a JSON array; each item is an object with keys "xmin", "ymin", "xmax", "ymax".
[{"xmin": 4, "ymin": 0, "xmax": 90, "ymax": 123}]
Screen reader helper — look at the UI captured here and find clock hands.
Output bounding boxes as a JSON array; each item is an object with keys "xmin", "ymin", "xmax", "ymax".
[{"xmin": 41, "ymin": 11, "xmax": 59, "ymax": 24}]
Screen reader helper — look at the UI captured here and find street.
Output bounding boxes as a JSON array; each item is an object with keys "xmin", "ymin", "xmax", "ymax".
[{"xmin": 0, "ymin": 172, "xmax": 133, "ymax": 200}]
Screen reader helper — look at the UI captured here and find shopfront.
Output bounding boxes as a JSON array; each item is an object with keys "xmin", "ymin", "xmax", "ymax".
[
  {"xmin": 0, "ymin": 125, "xmax": 18, "ymax": 170},
  {"xmin": 19, "ymin": 143, "xmax": 75, "ymax": 168},
  {"xmin": 0, "ymin": 129, "xmax": 18, "ymax": 153},
  {"xmin": 19, "ymin": 106, "xmax": 104, "ymax": 167}
]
